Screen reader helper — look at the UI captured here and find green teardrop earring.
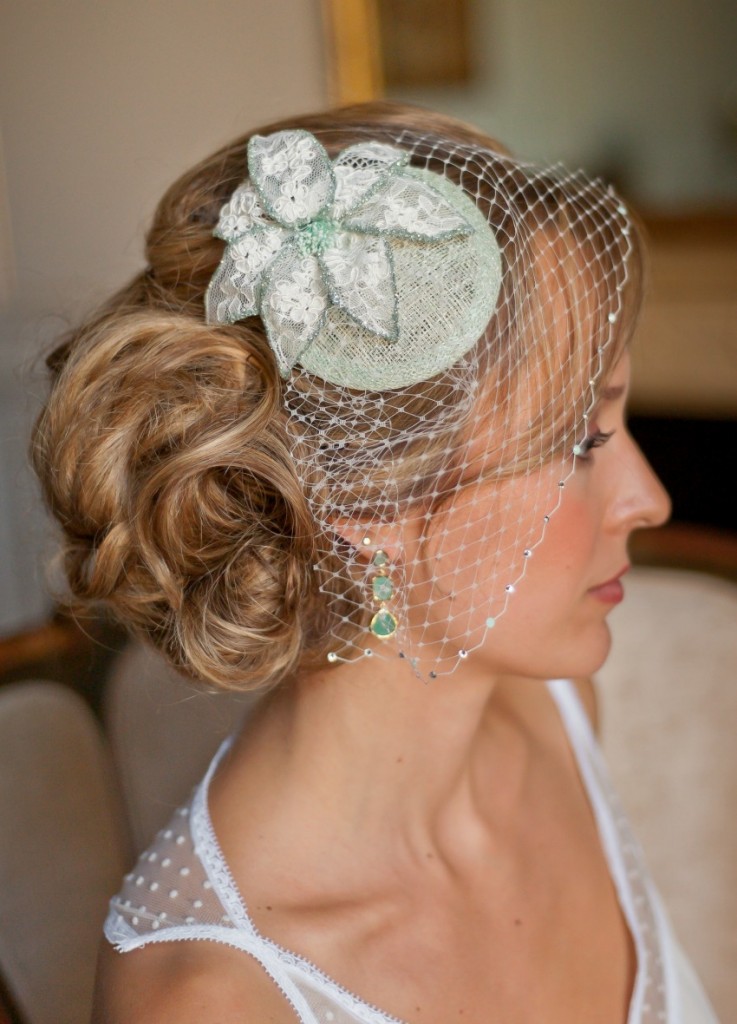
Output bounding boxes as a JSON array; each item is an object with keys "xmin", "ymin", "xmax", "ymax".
[{"xmin": 368, "ymin": 549, "xmax": 398, "ymax": 639}]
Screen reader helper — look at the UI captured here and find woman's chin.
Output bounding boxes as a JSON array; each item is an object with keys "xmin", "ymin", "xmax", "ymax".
[
  {"xmin": 533, "ymin": 622, "xmax": 614, "ymax": 682},
  {"xmin": 570, "ymin": 622, "xmax": 613, "ymax": 678}
]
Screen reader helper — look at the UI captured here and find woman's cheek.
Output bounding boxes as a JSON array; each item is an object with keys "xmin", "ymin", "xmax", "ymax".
[{"xmin": 534, "ymin": 493, "xmax": 598, "ymax": 581}]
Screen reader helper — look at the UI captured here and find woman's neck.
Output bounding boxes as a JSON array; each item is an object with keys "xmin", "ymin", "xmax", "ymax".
[{"xmin": 227, "ymin": 654, "xmax": 549, "ymax": 875}]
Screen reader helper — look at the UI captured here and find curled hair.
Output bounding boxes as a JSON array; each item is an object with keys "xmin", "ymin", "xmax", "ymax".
[{"xmin": 33, "ymin": 310, "xmax": 323, "ymax": 689}]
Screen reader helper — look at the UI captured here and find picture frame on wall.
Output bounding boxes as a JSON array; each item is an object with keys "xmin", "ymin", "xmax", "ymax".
[
  {"xmin": 320, "ymin": 0, "xmax": 472, "ymax": 104},
  {"xmin": 377, "ymin": 0, "xmax": 472, "ymax": 88}
]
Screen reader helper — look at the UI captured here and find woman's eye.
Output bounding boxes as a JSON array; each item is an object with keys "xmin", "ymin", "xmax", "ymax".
[{"xmin": 573, "ymin": 429, "xmax": 615, "ymax": 460}]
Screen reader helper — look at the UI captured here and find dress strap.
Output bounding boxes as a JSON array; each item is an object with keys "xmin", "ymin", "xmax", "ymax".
[
  {"xmin": 546, "ymin": 678, "xmax": 652, "ymax": 1024},
  {"xmin": 191, "ymin": 737, "xmax": 257, "ymax": 934}
]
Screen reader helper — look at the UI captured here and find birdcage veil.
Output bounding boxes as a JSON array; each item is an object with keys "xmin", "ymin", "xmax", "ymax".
[{"xmin": 205, "ymin": 123, "xmax": 638, "ymax": 681}]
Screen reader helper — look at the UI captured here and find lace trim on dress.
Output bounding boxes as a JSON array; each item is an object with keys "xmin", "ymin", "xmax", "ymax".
[
  {"xmin": 105, "ymin": 912, "xmax": 319, "ymax": 1023},
  {"xmin": 190, "ymin": 741, "xmax": 407, "ymax": 1024},
  {"xmin": 190, "ymin": 737, "xmax": 257, "ymax": 935}
]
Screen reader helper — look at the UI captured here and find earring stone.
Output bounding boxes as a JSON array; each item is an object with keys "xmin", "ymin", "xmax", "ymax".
[
  {"xmin": 372, "ymin": 575, "xmax": 393, "ymax": 601},
  {"xmin": 369, "ymin": 609, "xmax": 398, "ymax": 637},
  {"xmin": 369, "ymin": 549, "xmax": 397, "ymax": 638}
]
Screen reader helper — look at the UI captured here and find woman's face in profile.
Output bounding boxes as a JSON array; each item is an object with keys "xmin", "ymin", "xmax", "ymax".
[{"xmin": 412, "ymin": 351, "xmax": 671, "ymax": 680}]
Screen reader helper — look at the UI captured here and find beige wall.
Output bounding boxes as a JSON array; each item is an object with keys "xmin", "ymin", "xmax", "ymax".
[
  {"xmin": 0, "ymin": 126, "xmax": 15, "ymax": 308},
  {"xmin": 0, "ymin": 0, "xmax": 328, "ymax": 320}
]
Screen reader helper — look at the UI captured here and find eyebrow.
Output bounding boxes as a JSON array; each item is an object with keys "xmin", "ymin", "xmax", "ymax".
[{"xmin": 600, "ymin": 384, "xmax": 626, "ymax": 402}]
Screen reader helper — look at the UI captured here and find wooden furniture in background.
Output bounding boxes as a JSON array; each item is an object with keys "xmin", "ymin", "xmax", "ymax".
[
  {"xmin": 376, "ymin": 0, "xmax": 472, "ymax": 88},
  {"xmin": 0, "ymin": 612, "xmax": 127, "ymax": 716},
  {"xmin": 321, "ymin": 0, "xmax": 383, "ymax": 104},
  {"xmin": 632, "ymin": 213, "xmax": 737, "ymax": 419},
  {"xmin": 631, "ymin": 523, "xmax": 737, "ymax": 584}
]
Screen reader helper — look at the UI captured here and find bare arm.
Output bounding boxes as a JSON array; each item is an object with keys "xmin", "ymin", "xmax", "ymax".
[{"xmin": 92, "ymin": 938, "xmax": 299, "ymax": 1024}]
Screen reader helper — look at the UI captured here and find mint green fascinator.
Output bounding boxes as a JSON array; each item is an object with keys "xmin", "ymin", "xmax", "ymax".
[{"xmin": 205, "ymin": 130, "xmax": 502, "ymax": 390}]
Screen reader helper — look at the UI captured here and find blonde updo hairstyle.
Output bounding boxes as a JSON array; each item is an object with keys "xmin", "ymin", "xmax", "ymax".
[{"xmin": 30, "ymin": 103, "xmax": 643, "ymax": 692}]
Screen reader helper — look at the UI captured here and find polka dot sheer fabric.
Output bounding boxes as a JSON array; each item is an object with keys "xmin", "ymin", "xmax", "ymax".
[{"xmin": 207, "ymin": 127, "xmax": 637, "ymax": 681}]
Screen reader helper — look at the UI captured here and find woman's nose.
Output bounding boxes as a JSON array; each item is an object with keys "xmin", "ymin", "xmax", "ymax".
[{"xmin": 611, "ymin": 433, "xmax": 672, "ymax": 532}]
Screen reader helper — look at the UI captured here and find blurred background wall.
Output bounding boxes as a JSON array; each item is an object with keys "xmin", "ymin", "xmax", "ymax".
[
  {"xmin": 1, "ymin": 0, "xmax": 736, "ymax": 637},
  {"xmin": 379, "ymin": 0, "xmax": 737, "ymax": 208}
]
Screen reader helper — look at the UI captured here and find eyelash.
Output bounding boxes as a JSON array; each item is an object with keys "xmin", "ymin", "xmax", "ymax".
[{"xmin": 573, "ymin": 429, "xmax": 615, "ymax": 460}]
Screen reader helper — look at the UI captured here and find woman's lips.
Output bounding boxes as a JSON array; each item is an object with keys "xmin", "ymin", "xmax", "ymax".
[{"xmin": 588, "ymin": 566, "xmax": 630, "ymax": 604}]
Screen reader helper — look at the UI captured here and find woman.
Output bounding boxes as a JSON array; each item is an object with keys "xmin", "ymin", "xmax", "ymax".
[{"xmin": 31, "ymin": 104, "xmax": 718, "ymax": 1022}]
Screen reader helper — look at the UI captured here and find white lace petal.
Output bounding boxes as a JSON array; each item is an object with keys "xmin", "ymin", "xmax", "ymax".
[
  {"xmin": 248, "ymin": 130, "xmax": 336, "ymax": 229},
  {"xmin": 204, "ymin": 256, "xmax": 260, "ymax": 325},
  {"xmin": 343, "ymin": 172, "xmax": 473, "ymax": 240},
  {"xmin": 214, "ymin": 183, "xmax": 268, "ymax": 242},
  {"xmin": 205, "ymin": 225, "xmax": 288, "ymax": 325},
  {"xmin": 261, "ymin": 246, "xmax": 330, "ymax": 375},
  {"xmin": 332, "ymin": 142, "xmax": 409, "ymax": 219},
  {"xmin": 320, "ymin": 233, "xmax": 397, "ymax": 341},
  {"xmin": 205, "ymin": 259, "xmax": 257, "ymax": 324}
]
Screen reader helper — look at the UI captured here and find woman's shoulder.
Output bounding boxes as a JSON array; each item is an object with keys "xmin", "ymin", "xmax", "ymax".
[{"xmin": 92, "ymin": 936, "xmax": 297, "ymax": 1023}]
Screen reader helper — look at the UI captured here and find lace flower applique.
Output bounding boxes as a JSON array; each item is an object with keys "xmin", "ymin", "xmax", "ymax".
[{"xmin": 205, "ymin": 129, "xmax": 475, "ymax": 377}]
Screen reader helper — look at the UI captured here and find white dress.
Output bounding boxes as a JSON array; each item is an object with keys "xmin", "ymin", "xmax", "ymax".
[{"xmin": 105, "ymin": 678, "xmax": 720, "ymax": 1023}]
